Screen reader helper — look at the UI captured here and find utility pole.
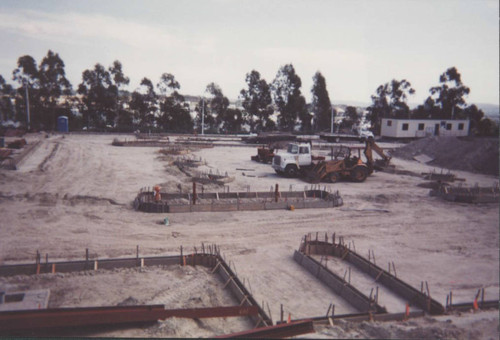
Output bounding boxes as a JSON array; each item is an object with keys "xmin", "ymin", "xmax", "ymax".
[
  {"xmin": 330, "ymin": 106, "xmax": 334, "ymax": 134},
  {"xmin": 201, "ymin": 97, "xmax": 205, "ymax": 135},
  {"xmin": 24, "ymin": 81, "xmax": 31, "ymax": 131}
]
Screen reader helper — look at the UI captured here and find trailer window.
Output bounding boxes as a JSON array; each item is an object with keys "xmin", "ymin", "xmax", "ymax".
[
  {"xmin": 387, "ymin": 120, "xmax": 392, "ymax": 126},
  {"xmin": 418, "ymin": 123, "xmax": 425, "ymax": 130},
  {"xmin": 299, "ymin": 146, "xmax": 309, "ymax": 154},
  {"xmin": 402, "ymin": 123, "xmax": 409, "ymax": 131},
  {"xmin": 446, "ymin": 123, "xmax": 452, "ymax": 130},
  {"xmin": 458, "ymin": 123, "xmax": 464, "ymax": 130}
]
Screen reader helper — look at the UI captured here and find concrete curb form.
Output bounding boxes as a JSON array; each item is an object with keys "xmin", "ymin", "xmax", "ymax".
[
  {"xmin": 293, "ymin": 250, "xmax": 386, "ymax": 313},
  {"xmin": 134, "ymin": 188, "xmax": 343, "ymax": 213},
  {"xmin": 0, "ymin": 246, "xmax": 272, "ymax": 331},
  {"xmin": 298, "ymin": 234, "xmax": 445, "ymax": 315}
]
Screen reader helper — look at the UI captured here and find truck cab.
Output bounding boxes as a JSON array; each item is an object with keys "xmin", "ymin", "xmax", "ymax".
[
  {"xmin": 357, "ymin": 128, "xmax": 374, "ymax": 141},
  {"xmin": 272, "ymin": 142, "xmax": 312, "ymax": 177}
]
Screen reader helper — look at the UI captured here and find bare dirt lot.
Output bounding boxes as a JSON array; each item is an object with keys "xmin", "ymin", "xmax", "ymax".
[{"xmin": 0, "ymin": 133, "xmax": 498, "ymax": 338}]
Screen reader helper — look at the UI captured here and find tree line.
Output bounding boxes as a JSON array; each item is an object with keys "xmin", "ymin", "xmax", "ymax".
[
  {"xmin": 0, "ymin": 50, "xmax": 496, "ymax": 136},
  {"xmin": 366, "ymin": 68, "xmax": 497, "ymax": 136}
]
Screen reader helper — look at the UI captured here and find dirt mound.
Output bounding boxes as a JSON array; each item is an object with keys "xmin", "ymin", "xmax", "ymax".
[{"xmin": 392, "ymin": 136, "xmax": 499, "ymax": 176}]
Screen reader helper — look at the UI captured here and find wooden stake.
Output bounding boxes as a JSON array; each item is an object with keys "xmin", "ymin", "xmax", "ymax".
[{"xmin": 266, "ymin": 302, "xmax": 273, "ymax": 324}]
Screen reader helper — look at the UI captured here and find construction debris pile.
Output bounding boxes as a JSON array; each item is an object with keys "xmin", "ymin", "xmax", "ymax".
[{"xmin": 392, "ymin": 136, "xmax": 499, "ymax": 176}]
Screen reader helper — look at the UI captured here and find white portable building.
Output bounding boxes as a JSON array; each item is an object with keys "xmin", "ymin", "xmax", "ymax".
[{"xmin": 380, "ymin": 118, "xmax": 469, "ymax": 138}]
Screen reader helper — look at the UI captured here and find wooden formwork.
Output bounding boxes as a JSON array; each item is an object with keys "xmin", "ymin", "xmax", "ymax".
[
  {"xmin": 0, "ymin": 247, "xmax": 272, "ymax": 331},
  {"xmin": 134, "ymin": 188, "xmax": 343, "ymax": 213},
  {"xmin": 431, "ymin": 184, "xmax": 499, "ymax": 203},
  {"xmin": 293, "ymin": 250, "xmax": 386, "ymax": 314},
  {"xmin": 297, "ymin": 234, "xmax": 446, "ymax": 315}
]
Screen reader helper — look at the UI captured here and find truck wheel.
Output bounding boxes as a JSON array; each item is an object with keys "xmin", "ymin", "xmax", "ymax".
[
  {"xmin": 285, "ymin": 165, "xmax": 299, "ymax": 177},
  {"xmin": 328, "ymin": 172, "xmax": 340, "ymax": 183},
  {"xmin": 351, "ymin": 166, "xmax": 368, "ymax": 182}
]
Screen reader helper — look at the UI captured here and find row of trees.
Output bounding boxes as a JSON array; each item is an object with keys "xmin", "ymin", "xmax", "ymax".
[
  {"xmin": 0, "ymin": 50, "xmax": 496, "ymax": 135},
  {"xmin": 0, "ymin": 50, "xmax": 322, "ymax": 133}
]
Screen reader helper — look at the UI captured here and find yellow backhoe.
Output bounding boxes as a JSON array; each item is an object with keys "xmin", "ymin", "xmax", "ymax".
[{"xmin": 306, "ymin": 139, "xmax": 391, "ymax": 183}]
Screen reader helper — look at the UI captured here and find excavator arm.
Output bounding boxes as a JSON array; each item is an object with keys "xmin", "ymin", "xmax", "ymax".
[{"xmin": 364, "ymin": 139, "xmax": 391, "ymax": 171}]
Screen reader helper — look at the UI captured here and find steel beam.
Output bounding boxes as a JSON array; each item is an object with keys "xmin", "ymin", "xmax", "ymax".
[
  {"xmin": 284, "ymin": 310, "xmax": 425, "ymax": 325},
  {"xmin": 215, "ymin": 319, "xmax": 315, "ymax": 338},
  {"xmin": 0, "ymin": 305, "xmax": 258, "ymax": 333},
  {"xmin": 447, "ymin": 300, "xmax": 499, "ymax": 312}
]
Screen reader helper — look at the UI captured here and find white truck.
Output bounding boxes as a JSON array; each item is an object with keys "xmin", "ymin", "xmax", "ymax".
[
  {"xmin": 272, "ymin": 142, "xmax": 324, "ymax": 177},
  {"xmin": 319, "ymin": 127, "xmax": 374, "ymax": 143},
  {"xmin": 272, "ymin": 140, "xmax": 390, "ymax": 182}
]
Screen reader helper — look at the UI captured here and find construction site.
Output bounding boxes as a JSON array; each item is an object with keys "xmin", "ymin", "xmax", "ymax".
[{"xmin": 0, "ymin": 132, "xmax": 498, "ymax": 338}]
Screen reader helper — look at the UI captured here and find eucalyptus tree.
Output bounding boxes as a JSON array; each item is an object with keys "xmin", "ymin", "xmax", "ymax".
[
  {"xmin": 37, "ymin": 50, "xmax": 73, "ymax": 129},
  {"xmin": 78, "ymin": 63, "xmax": 117, "ymax": 129},
  {"xmin": 194, "ymin": 82, "xmax": 229, "ymax": 133},
  {"xmin": 12, "ymin": 55, "xmax": 40, "ymax": 128},
  {"xmin": 240, "ymin": 70, "xmax": 273, "ymax": 132},
  {"xmin": 429, "ymin": 67, "xmax": 470, "ymax": 119},
  {"xmin": 157, "ymin": 73, "xmax": 192, "ymax": 132},
  {"xmin": 109, "ymin": 61, "xmax": 131, "ymax": 130},
  {"xmin": 12, "ymin": 51, "xmax": 73, "ymax": 130},
  {"xmin": 367, "ymin": 79, "xmax": 415, "ymax": 133},
  {"xmin": 310, "ymin": 71, "xmax": 332, "ymax": 132},
  {"xmin": 0, "ymin": 75, "xmax": 15, "ymax": 122},
  {"xmin": 129, "ymin": 77, "xmax": 158, "ymax": 131},
  {"xmin": 271, "ymin": 64, "xmax": 309, "ymax": 132}
]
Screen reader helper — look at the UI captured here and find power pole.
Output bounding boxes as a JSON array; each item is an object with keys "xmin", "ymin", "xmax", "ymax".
[
  {"xmin": 24, "ymin": 81, "xmax": 31, "ymax": 131},
  {"xmin": 201, "ymin": 97, "xmax": 205, "ymax": 135},
  {"xmin": 330, "ymin": 106, "xmax": 334, "ymax": 134}
]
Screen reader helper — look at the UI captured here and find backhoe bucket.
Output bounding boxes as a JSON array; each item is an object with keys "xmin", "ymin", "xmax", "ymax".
[
  {"xmin": 305, "ymin": 162, "xmax": 325, "ymax": 183},
  {"xmin": 305, "ymin": 170, "xmax": 322, "ymax": 183},
  {"xmin": 373, "ymin": 158, "xmax": 391, "ymax": 171}
]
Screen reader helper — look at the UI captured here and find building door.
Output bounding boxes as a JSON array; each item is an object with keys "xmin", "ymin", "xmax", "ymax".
[{"xmin": 434, "ymin": 124, "xmax": 440, "ymax": 136}]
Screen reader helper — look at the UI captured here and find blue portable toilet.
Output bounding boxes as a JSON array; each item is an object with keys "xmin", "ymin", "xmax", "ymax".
[{"xmin": 57, "ymin": 116, "xmax": 69, "ymax": 133}]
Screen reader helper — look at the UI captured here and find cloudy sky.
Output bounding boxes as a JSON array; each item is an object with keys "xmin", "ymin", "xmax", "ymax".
[{"xmin": 0, "ymin": 0, "xmax": 498, "ymax": 106}]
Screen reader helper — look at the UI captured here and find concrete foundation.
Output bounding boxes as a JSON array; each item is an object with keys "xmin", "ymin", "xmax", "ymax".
[{"xmin": 134, "ymin": 188, "xmax": 343, "ymax": 213}]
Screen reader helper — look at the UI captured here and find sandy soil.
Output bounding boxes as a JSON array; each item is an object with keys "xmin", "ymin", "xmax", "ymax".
[{"xmin": 0, "ymin": 133, "xmax": 498, "ymax": 338}]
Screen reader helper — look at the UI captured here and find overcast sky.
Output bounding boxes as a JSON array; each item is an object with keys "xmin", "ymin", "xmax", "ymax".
[{"xmin": 0, "ymin": 0, "xmax": 498, "ymax": 106}]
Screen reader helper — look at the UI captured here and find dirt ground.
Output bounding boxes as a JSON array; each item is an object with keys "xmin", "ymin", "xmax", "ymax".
[{"xmin": 0, "ymin": 133, "xmax": 498, "ymax": 338}]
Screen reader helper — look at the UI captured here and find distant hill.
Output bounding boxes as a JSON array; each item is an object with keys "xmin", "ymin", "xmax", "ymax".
[
  {"xmin": 337, "ymin": 100, "xmax": 499, "ymax": 121},
  {"xmin": 476, "ymin": 103, "xmax": 500, "ymax": 122}
]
